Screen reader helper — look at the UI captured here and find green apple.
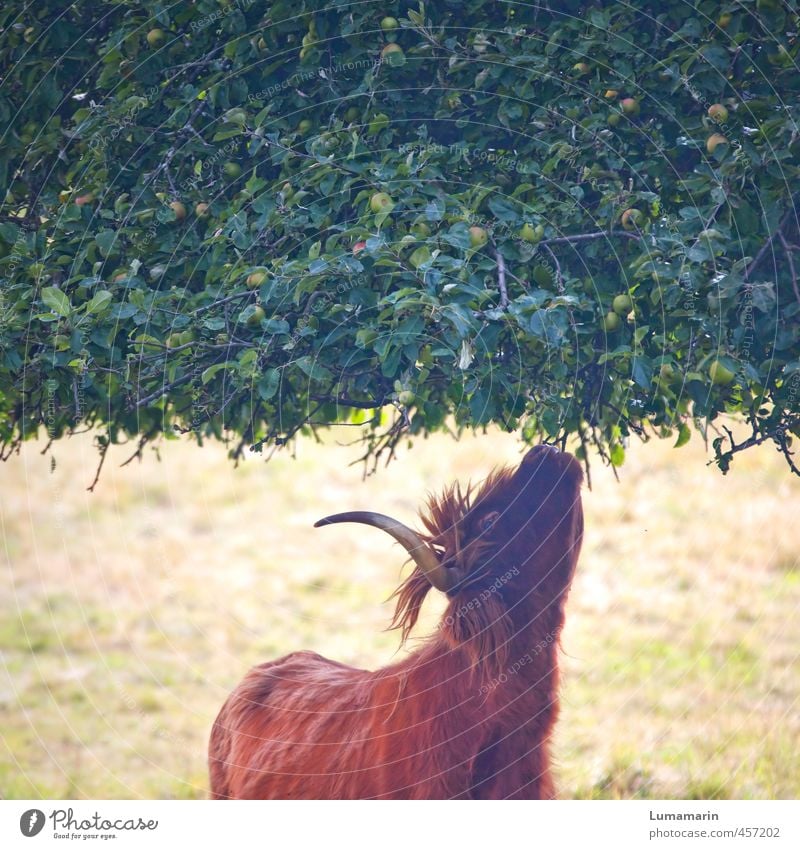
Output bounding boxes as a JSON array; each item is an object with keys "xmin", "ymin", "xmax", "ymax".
[
  {"xmin": 612, "ymin": 293, "xmax": 632, "ymax": 315},
  {"xmin": 223, "ymin": 161, "xmax": 242, "ymax": 179},
  {"xmin": 381, "ymin": 42, "xmax": 405, "ymax": 66},
  {"xmin": 658, "ymin": 364, "xmax": 676, "ymax": 385},
  {"xmin": 369, "ymin": 191, "xmax": 393, "ymax": 213},
  {"xmin": 709, "ymin": 360, "xmax": 735, "ymax": 385},
  {"xmin": 146, "ymin": 29, "xmax": 165, "ymax": 47},
  {"xmin": 519, "ymin": 222, "xmax": 544, "ymax": 243},
  {"xmin": 246, "ymin": 271, "xmax": 267, "ymax": 289},
  {"xmin": 169, "ymin": 201, "xmax": 186, "ymax": 221},
  {"xmin": 620, "ymin": 97, "xmax": 640, "ymax": 115},
  {"xmin": 707, "ymin": 103, "xmax": 728, "ymax": 123},
  {"xmin": 247, "ymin": 305, "xmax": 266, "ymax": 326},
  {"xmin": 602, "ymin": 311, "xmax": 621, "ymax": 331},
  {"xmin": 195, "ymin": 202, "xmax": 210, "ymax": 218},
  {"xmin": 620, "ymin": 208, "xmax": 644, "ymax": 230},
  {"xmin": 707, "ymin": 133, "xmax": 727, "ymax": 154},
  {"xmin": 469, "ymin": 226, "xmax": 488, "ymax": 248},
  {"xmin": 381, "ymin": 16, "xmax": 399, "ymax": 31},
  {"xmin": 411, "ymin": 221, "xmax": 431, "ymax": 238}
]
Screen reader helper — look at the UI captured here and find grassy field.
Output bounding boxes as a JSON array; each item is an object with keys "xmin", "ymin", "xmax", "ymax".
[{"xmin": 1, "ymin": 425, "xmax": 798, "ymax": 799}]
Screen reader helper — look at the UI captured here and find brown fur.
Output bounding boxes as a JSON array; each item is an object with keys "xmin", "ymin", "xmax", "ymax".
[{"xmin": 209, "ymin": 445, "xmax": 584, "ymax": 799}]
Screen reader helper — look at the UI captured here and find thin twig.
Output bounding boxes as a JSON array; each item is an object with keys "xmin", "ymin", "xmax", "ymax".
[
  {"xmin": 494, "ymin": 248, "xmax": 509, "ymax": 308},
  {"xmin": 192, "ymin": 290, "xmax": 256, "ymax": 315},
  {"xmin": 541, "ymin": 230, "xmax": 640, "ymax": 246},
  {"xmin": 134, "ymin": 372, "xmax": 197, "ymax": 409},
  {"xmin": 87, "ymin": 438, "xmax": 109, "ymax": 492},
  {"xmin": 539, "ymin": 242, "xmax": 564, "ymax": 293},
  {"xmin": 718, "ymin": 424, "xmax": 765, "ymax": 463},
  {"xmin": 745, "ymin": 199, "xmax": 798, "ymax": 280},
  {"xmin": 607, "ymin": 403, "xmax": 645, "ymax": 437},
  {"xmin": 577, "ymin": 426, "xmax": 592, "ymax": 491},
  {"xmin": 309, "ymin": 393, "xmax": 386, "ymax": 409},
  {"xmin": 776, "ymin": 430, "xmax": 800, "ymax": 477},
  {"xmin": 119, "ymin": 434, "xmax": 149, "ymax": 468},
  {"xmin": 502, "ymin": 265, "xmax": 529, "ymax": 289},
  {"xmin": 779, "ymin": 232, "xmax": 800, "ymax": 307}
]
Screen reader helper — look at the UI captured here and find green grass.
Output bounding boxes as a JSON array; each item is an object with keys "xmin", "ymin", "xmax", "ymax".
[{"xmin": 1, "ymin": 426, "xmax": 798, "ymax": 799}]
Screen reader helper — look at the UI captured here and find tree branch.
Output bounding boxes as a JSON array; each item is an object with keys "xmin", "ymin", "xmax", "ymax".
[
  {"xmin": 86, "ymin": 437, "xmax": 109, "ymax": 492},
  {"xmin": 541, "ymin": 230, "xmax": 641, "ymax": 246},
  {"xmin": 745, "ymin": 199, "xmax": 799, "ymax": 281},
  {"xmin": 192, "ymin": 290, "xmax": 256, "ymax": 315},
  {"xmin": 715, "ymin": 420, "xmax": 799, "ymax": 478},
  {"xmin": 119, "ymin": 433, "xmax": 150, "ymax": 467},
  {"xmin": 539, "ymin": 242, "xmax": 564, "ymax": 293},
  {"xmin": 309, "ymin": 393, "xmax": 387, "ymax": 409},
  {"xmin": 779, "ymin": 232, "xmax": 800, "ymax": 307},
  {"xmin": 133, "ymin": 372, "xmax": 197, "ymax": 409},
  {"xmin": 493, "ymin": 248, "xmax": 509, "ymax": 308}
]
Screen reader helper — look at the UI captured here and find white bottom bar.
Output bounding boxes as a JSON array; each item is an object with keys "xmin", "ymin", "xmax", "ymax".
[{"xmin": 2, "ymin": 800, "xmax": 798, "ymax": 848}]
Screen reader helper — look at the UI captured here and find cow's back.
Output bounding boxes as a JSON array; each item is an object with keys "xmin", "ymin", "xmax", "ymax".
[{"xmin": 209, "ymin": 650, "xmax": 371, "ymax": 798}]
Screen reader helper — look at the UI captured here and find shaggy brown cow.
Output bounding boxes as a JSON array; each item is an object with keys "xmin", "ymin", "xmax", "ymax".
[{"xmin": 209, "ymin": 444, "xmax": 583, "ymax": 799}]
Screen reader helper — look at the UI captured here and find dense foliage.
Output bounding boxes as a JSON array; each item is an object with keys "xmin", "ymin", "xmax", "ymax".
[{"xmin": 1, "ymin": 0, "xmax": 799, "ymax": 478}]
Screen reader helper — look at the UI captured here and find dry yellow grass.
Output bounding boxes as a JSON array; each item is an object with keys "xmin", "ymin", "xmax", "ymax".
[{"xmin": 1, "ymin": 425, "xmax": 798, "ymax": 798}]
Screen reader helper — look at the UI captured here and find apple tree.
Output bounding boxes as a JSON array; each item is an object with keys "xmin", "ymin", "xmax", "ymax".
[{"xmin": 1, "ymin": 0, "xmax": 799, "ymax": 481}]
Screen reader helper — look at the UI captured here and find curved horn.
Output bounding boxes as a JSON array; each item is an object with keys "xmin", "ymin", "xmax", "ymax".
[{"xmin": 314, "ymin": 511, "xmax": 455, "ymax": 593}]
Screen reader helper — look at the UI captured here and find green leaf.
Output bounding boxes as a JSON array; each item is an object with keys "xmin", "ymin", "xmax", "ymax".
[
  {"xmin": 674, "ymin": 422, "xmax": 691, "ymax": 448},
  {"xmin": 488, "ymin": 196, "xmax": 520, "ymax": 223},
  {"xmin": 295, "ymin": 356, "xmax": 333, "ymax": 382},
  {"xmin": 95, "ymin": 229, "xmax": 117, "ymax": 257},
  {"xmin": 409, "ymin": 246, "xmax": 432, "ymax": 269},
  {"xmin": 41, "ymin": 287, "xmax": 71, "ymax": 317},
  {"xmin": 201, "ymin": 363, "xmax": 234, "ymax": 384},
  {"xmin": 631, "ymin": 357, "xmax": 653, "ymax": 389},
  {"xmin": 85, "ymin": 290, "xmax": 112, "ymax": 314},
  {"xmin": 425, "ymin": 198, "xmax": 445, "ymax": 221},
  {"xmin": 442, "ymin": 223, "xmax": 472, "ymax": 251},
  {"xmin": 257, "ymin": 368, "xmax": 280, "ymax": 400}
]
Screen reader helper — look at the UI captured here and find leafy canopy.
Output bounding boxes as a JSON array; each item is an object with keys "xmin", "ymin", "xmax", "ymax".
[{"xmin": 1, "ymin": 0, "xmax": 799, "ymax": 479}]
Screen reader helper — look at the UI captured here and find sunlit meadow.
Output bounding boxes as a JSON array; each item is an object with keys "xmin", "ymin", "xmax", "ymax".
[{"xmin": 1, "ymin": 425, "xmax": 798, "ymax": 798}]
